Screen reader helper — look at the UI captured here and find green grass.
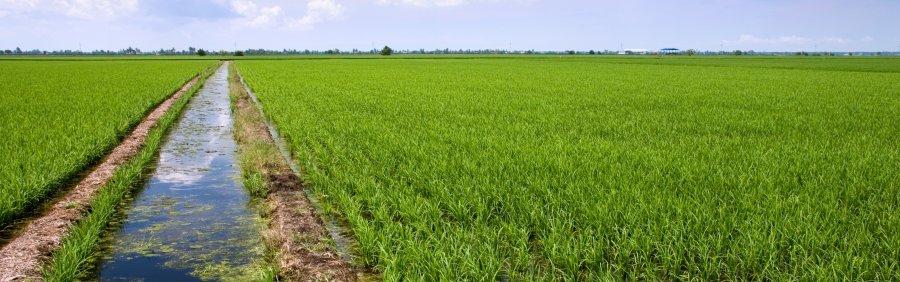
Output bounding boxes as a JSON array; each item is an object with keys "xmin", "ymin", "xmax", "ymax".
[
  {"xmin": 237, "ymin": 57, "xmax": 900, "ymax": 280},
  {"xmin": 229, "ymin": 63, "xmax": 281, "ymax": 198},
  {"xmin": 228, "ymin": 62, "xmax": 285, "ymax": 281},
  {"xmin": 41, "ymin": 63, "xmax": 219, "ymax": 281},
  {"xmin": 0, "ymin": 60, "xmax": 215, "ymax": 227}
]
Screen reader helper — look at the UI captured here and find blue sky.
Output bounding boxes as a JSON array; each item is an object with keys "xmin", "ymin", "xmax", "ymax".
[{"xmin": 1, "ymin": 0, "xmax": 898, "ymax": 52}]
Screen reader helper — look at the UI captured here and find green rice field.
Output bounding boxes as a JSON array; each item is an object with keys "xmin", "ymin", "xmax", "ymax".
[
  {"xmin": 237, "ymin": 57, "xmax": 900, "ymax": 280},
  {"xmin": 0, "ymin": 60, "xmax": 214, "ymax": 227}
]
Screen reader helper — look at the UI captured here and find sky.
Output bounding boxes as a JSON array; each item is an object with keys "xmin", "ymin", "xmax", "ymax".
[{"xmin": 1, "ymin": 0, "xmax": 898, "ymax": 52}]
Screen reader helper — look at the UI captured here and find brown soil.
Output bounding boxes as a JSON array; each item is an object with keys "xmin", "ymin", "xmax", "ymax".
[
  {"xmin": 231, "ymin": 67, "xmax": 361, "ymax": 281},
  {"xmin": 0, "ymin": 75, "xmax": 201, "ymax": 281},
  {"xmin": 266, "ymin": 173, "xmax": 359, "ymax": 281}
]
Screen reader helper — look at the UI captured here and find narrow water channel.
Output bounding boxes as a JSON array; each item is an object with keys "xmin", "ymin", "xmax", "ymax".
[{"xmin": 97, "ymin": 62, "xmax": 264, "ymax": 280}]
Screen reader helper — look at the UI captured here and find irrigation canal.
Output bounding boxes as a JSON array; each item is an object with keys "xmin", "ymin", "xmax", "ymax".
[{"xmin": 96, "ymin": 62, "xmax": 265, "ymax": 280}]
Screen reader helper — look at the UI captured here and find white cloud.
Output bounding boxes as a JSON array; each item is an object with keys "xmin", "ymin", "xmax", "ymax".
[
  {"xmin": 376, "ymin": 0, "xmax": 466, "ymax": 7},
  {"xmin": 0, "ymin": 0, "xmax": 136, "ymax": 20},
  {"xmin": 375, "ymin": 0, "xmax": 532, "ymax": 7},
  {"xmin": 1, "ymin": 0, "xmax": 40, "ymax": 8},
  {"xmin": 230, "ymin": 0, "xmax": 282, "ymax": 27},
  {"xmin": 0, "ymin": 0, "xmax": 40, "ymax": 18},
  {"xmin": 290, "ymin": 0, "xmax": 344, "ymax": 29},
  {"xmin": 53, "ymin": 0, "xmax": 139, "ymax": 19},
  {"xmin": 231, "ymin": 0, "xmax": 257, "ymax": 16},
  {"xmin": 231, "ymin": 0, "xmax": 343, "ymax": 30}
]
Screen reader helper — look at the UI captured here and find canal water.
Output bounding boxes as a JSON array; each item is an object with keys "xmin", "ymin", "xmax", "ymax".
[{"xmin": 97, "ymin": 62, "xmax": 265, "ymax": 280}]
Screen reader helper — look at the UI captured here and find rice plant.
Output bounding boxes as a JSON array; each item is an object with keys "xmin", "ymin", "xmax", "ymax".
[
  {"xmin": 0, "ymin": 60, "xmax": 215, "ymax": 227},
  {"xmin": 237, "ymin": 57, "xmax": 900, "ymax": 280}
]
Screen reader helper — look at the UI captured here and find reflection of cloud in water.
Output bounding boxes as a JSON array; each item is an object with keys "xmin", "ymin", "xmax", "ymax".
[
  {"xmin": 153, "ymin": 74, "xmax": 232, "ymax": 187},
  {"xmin": 155, "ymin": 168, "xmax": 206, "ymax": 186}
]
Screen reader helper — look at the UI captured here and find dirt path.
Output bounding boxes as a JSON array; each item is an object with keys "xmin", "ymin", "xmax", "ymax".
[
  {"xmin": 230, "ymin": 64, "xmax": 365, "ymax": 281},
  {"xmin": 0, "ymin": 74, "xmax": 202, "ymax": 281}
]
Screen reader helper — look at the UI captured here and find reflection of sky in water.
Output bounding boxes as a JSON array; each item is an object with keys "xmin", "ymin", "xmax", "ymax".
[
  {"xmin": 98, "ymin": 63, "xmax": 265, "ymax": 281},
  {"xmin": 154, "ymin": 72, "xmax": 232, "ymax": 187}
]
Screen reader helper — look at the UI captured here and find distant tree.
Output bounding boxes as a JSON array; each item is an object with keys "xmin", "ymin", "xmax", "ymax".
[
  {"xmin": 14, "ymin": 47, "xmax": 22, "ymax": 54},
  {"xmin": 567, "ymin": 50, "xmax": 576, "ymax": 55},
  {"xmin": 197, "ymin": 49, "xmax": 208, "ymax": 56},
  {"xmin": 234, "ymin": 50, "xmax": 245, "ymax": 56},
  {"xmin": 380, "ymin": 46, "xmax": 393, "ymax": 56},
  {"xmin": 589, "ymin": 50, "xmax": 596, "ymax": 55},
  {"xmin": 685, "ymin": 49, "xmax": 697, "ymax": 56},
  {"xmin": 188, "ymin": 47, "xmax": 197, "ymax": 54},
  {"xmin": 3, "ymin": 50, "xmax": 10, "ymax": 55},
  {"xmin": 733, "ymin": 50, "xmax": 743, "ymax": 56}
]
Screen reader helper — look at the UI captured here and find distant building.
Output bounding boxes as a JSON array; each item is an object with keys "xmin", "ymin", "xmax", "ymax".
[
  {"xmin": 660, "ymin": 48, "xmax": 680, "ymax": 54},
  {"xmin": 623, "ymin": 49, "xmax": 649, "ymax": 55}
]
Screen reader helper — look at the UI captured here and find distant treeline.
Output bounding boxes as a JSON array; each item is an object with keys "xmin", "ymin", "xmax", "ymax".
[
  {"xmin": 0, "ymin": 47, "xmax": 215, "ymax": 56},
  {"xmin": 1, "ymin": 46, "xmax": 897, "ymax": 56}
]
